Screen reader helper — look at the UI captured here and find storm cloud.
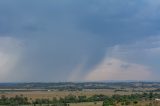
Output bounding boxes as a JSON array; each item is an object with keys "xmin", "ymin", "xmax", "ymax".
[{"xmin": 0, "ymin": 0, "xmax": 160, "ymax": 82}]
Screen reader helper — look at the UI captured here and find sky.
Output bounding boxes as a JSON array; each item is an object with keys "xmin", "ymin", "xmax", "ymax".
[{"xmin": 0, "ymin": 0, "xmax": 160, "ymax": 82}]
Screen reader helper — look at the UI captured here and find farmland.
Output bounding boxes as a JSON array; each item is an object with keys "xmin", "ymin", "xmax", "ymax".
[
  {"xmin": 0, "ymin": 82, "xmax": 160, "ymax": 106},
  {"xmin": 0, "ymin": 89, "xmax": 134, "ymax": 100}
]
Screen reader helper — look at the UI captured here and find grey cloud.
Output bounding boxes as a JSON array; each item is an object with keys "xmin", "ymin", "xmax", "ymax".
[{"xmin": 0, "ymin": 0, "xmax": 160, "ymax": 81}]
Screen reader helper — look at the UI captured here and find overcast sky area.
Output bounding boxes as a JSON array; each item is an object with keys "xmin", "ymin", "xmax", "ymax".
[{"xmin": 0, "ymin": 0, "xmax": 160, "ymax": 82}]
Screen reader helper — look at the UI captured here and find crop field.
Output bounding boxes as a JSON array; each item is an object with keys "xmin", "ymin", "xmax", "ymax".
[
  {"xmin": 0, "ymin": 89, "xmax": 136, "ymax": 100},
  {"xmin": 0, "ymin": 82, "xmax": 160, "ymax": 106}
]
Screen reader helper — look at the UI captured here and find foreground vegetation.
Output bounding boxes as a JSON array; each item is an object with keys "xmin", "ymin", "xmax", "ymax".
[
  {"xmin": 69, "ymin": 102, "xmax": 102, "ymax": 106},
  {"xmin": 0, "ymin": 92, "xmax": 160, "ymax": 106},
  {"xmin": 103, "ymin": 92, "xmax": 160, "ymax": 106},
  {"xmin": 0, "ymin": 82, "xmax": 160, "ymax": 106}
]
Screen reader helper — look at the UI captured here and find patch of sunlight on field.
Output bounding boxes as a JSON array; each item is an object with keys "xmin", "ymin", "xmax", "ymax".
[{"xmin": 69, "ymin": 102, "xmax": 103, "ymax": 106}]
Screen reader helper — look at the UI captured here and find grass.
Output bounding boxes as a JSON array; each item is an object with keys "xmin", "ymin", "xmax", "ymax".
[
  {"xmin": 69, "ymin": 102, "xmax": 103, "ymax": 106},
  {"xmin": 0, "ymin": 89, "xmax": 135, "ymax": 100},
  {"xmin": 1, "ymin": 89, "xmax": 160, "ymax": 106}
]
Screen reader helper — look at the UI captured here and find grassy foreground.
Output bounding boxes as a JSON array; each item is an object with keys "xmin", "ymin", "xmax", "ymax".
[{"xmin": 69, "ymin": 102, "xmax": 103, "ymax": 106}]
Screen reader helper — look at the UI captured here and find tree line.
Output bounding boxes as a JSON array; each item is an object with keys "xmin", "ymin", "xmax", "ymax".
[
  {"xmin": 103, "ymin": 92, "xmax": 160, "ymax": 106},
  {"xmin": 0, "ymin": 92, "xmax": 160, "ymax": 106}
]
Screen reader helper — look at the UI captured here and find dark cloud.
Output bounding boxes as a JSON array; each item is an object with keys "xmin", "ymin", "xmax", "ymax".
[{"xmin": 0, "ymin": 0, "xmax": 159, "ymax": 81}]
